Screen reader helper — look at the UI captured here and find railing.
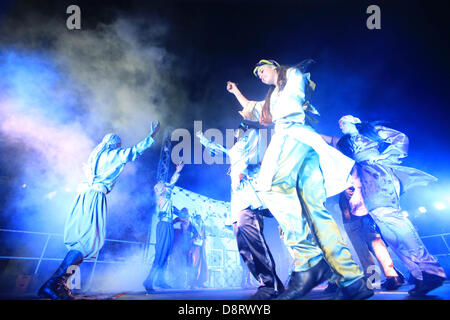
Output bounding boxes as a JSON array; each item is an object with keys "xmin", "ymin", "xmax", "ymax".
[
  {"xmin": 0, "ymin": 227, "xmax": 243, "ymax": 293},
  {"xmin": 0, "ymin": 228, "xmax": 150, "ymax": 292},
  {"xmin": 419, "ymin": 232, "xmax": 450, "ymax": 256}
]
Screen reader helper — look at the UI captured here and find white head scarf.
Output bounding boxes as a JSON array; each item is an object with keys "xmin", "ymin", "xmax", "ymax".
[
  {"xmin": 85, "ymin": 133, "xmax": 122, "ymax": 182},
  {"xmin": 339, "ymin": 115, "xmax": 361, "ymax": 126}
]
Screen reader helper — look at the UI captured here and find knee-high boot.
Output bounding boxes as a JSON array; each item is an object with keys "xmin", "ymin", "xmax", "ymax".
[{"xmin": 38, "ymin": 250, "xmax": 84, "ymax": 300}]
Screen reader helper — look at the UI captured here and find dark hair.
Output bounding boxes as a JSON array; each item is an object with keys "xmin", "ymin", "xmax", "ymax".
[
  {"xmin": 260, "ymin": 66, "xmax": 289, "ymax": 125},
  {"xmin": 336, "ymin": 120, "xmax": 390, "ymax": 158},
  {"xmin": 338, "ymin": 191, "xmax": 350, "ymax": 214}
]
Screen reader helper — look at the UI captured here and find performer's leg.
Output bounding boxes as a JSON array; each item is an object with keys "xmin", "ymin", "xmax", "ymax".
[
  {"xmin": 357, "ymin": 214, "xmax": 404, "ymax": 290},
  {"xmin": 259, "ymin": 140, "xmax": 331, "ymax": 300},
  {"xmin": 299, "ymin": 149, "xmax": 364, "ymax": 285},
  {"xmin": 233, "ymin": 207, "xmax": 284, "ymax": 299},
  {"xmin": 256, "ymin": 209, "xmax": 285, "ymax": 293},
  {"xmin": 39, "ymin": 190, "xmax": 106, "ymax": 300},
  {"xmin": 295, "ymin": 148, "xmax": 371, "ymax": 300},
  {"xmin": 155, "ymin": 222, "xmax": 174, "ymax": 288},
  {"xmin": 260, "ymin": 189, "xmax": 324, "ymax": 273},
  {"xmin": 38, "ymin": 250, "xmax": 84, "ymax": 300},
  {"xmin": 370, "ymin": 207, "xmax": 447, "ymax": 295},
  {"xmin": 359, "ymin": 215, "xmax": 397, "ymax": 277},
  {"xmin": 343, "ymin": 218, "xmax": 376, "ymax": 278},
  {"xmin": 143, "ymin": 221, "xmax": 174, "ymax": 292}
]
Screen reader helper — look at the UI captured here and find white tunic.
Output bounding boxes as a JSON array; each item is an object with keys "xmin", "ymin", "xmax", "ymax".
[
  {"xmin": 198, "ymin": 129, "xmax": 266, "ymax": 223},
  {"xmin": 243, "ymin": 68, "xmax": 355, "ymax": 197}
]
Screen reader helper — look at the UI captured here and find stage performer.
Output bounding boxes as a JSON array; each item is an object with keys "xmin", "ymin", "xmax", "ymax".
[
  {"xmin": 321, "ymin": 115, "xmax": 447, "ymax": 296},
  {"xmin": 189, "ymin": 213, "xmax": 208, "ymax": 289},
  {"xmin": 337, "ymin": 185, "xmax": 404, "ymax": 291},
  {"xmin": 143, "ymin": 161, "xmax": 184, "ymax": 293},
  {"xmin": 227, "ymin": 59, "xmax": 372, "ymax": 300},
  {"xmin": 197, "ymin": 120, "xmax": 285, "ymax": 299},
  {"xmin": 38, "ymin": 121, "xmax": 160, "ymax": 300}
]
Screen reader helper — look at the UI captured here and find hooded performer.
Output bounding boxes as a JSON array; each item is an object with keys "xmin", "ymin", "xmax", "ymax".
[
  {"xmin": 38, "ymin": 121, "xmax": 160, "ymax": 300},
  {"xmin": 227, "ymin": 59, "xmax": 372, "ymax": 300},
  {"xmin": 322, "ymin": 115, "xmax": 447, "ymax": 296}
]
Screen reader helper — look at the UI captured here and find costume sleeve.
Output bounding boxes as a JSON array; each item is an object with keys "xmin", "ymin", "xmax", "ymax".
[
  {"xmin": 320, "ymin": 134, "xmax": 340, "ymax": 148},
  {"xmin": 376, "ymin": 126, "xmax": 409, "ymax": 159},
  {"xmin": 166, "ymin": 170, "xmax": 181, "ymax": 188},
  {"xmin": 198, "ymin": 133, "xmax": 229, "ymax": 156},
  {"xmin": 239, "ymin": 100, "xmax": 264, "ymax": 121},
  {"xmin": 116, "ymin": 134, "xmax": 155, "ymax": 164},
  {"xmin": 281, "ymin": 68, "xmax": 306, "ymax": 107}
]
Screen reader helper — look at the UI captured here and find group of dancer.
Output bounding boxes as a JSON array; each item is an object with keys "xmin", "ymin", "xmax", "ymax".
[{"xmin": 37, "ymin": 58, "xmax": 447, "ymax": 300}]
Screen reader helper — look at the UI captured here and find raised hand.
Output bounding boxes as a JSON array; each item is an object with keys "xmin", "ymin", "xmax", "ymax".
[
  {"xmin": 150, "ymin": 120, "xmax": 161, "ymax": 138},
  {"xmin": 176, "ymin": 161, "xmax": 185, "ymax": 173},
  {"xmin": 226, "ymin": 81, "xmax": 239, "ymax": 94}
]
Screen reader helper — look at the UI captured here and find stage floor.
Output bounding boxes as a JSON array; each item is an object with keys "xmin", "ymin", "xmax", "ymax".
[{"xmin": 7, "ymin": 281, "xmax": 449, "ymax": 300}]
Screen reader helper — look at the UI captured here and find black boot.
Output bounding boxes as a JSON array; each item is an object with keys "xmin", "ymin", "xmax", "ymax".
[
  {"xmin": 394, "ymin": 266, "xmax": 405, "ymax": 283},
  {"xmin": 249, "ymin": 286, "xmax": 278, "ymax": 300},
  {"xmin": 408, "ymin": 272, "xmax": 446, "ymax": 296},
  {"xmin": 275, "ymin": 258, "xmax": 332, "ymax": 300},
  {"xmin": 381, "ymin": 276, "xmax": 404, "ymax": 291},
  {"xmin": 275, "ymin": 275, "xmax": 285, "ymax": 295},
  {"xmin": 323, "ymin": 281, "xmax": 339, "ymax": 294},
  {"xmin": 249, "ymin": 274, "xmax": 285, "ymax": 300},
  {"xmin": 333, "ymin": 277, "xmax": 374, "ymax": 300},
  {"xmin": 38, "ymin": 250, "xmax": 83, "ymax": 300}
]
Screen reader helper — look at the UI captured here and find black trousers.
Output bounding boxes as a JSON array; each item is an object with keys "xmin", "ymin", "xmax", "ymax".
[{"xmin": 233, "ymin": 207, "xmax": 283, "ymax": 291}]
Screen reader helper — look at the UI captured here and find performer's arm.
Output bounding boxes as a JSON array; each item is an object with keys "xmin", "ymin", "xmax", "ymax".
[
  {"xmin": 226, "ymin": 81, "xmax": 251, "ymax": 109},
  {"xmin": 226, "ymin": 81, "xmax": 263, "ymax": 121},
  {"xmin": 196, "ymin": 131, "xmax": 229, "ymax": 156},
  {"xmin": 376, "ymin": 126, "xmax": 409, "ymax": 160},
  {"xmin": 117, "ymin": 121, "xmax": 160, "ymax": 163},
  {"xmin": 166, "ymin": 161, "xmax": 184, "ymax": 188},
  {"xmin": 320, "ymin": 134, "xmax": 340, "ymax": 148}
]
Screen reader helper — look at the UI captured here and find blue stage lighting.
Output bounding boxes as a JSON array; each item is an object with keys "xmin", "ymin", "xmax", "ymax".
[{"xmin": 418, "ymin": 206, "xmax": 427, "ymax": 213}]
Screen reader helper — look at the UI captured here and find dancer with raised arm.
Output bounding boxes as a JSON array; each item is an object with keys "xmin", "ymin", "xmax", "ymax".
[
  {"xmin": 38, "ymin": 121, "xmax": 160, "ymax": 300},
  {"xmin": 227, "ymin": 59, "xmax": 372, "ymax": 300},
  {"xmin": 197, "ymin": 121, "xmax": 285, "ymax": 299},
  {"xmin": 143, "ymin": 161, "xmax": 185, "ymax": 293}
]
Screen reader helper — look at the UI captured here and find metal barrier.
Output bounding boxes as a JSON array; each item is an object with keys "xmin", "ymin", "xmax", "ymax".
[
  {"xmin": 420, "ymin": 233, "xmax": 450, "ymax": 256},
  {"xmin": 0, "ymin": 228, "xmax": 150, "ymax": 292},
  {"xmin": 1, "ymin": 228, "xmax": 448, "ymax": 294}
]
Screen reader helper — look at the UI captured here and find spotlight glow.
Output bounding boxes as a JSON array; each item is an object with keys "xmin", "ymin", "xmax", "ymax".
[
  {"xmin": 434, "ymin": 202, "xmax": 446, "ymax": 210},
  {"xmin": 401, "ymin": 210, "xmax": 408, "ymax": 217},
  {"xmin": 418, "ymin": 206, "xmax": 427, "ymax": 213}
]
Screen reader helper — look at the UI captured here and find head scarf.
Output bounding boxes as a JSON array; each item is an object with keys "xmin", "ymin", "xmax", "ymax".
[
  {"xmin": 253, "ymin": 59, "xmax": 280, "ymax": 78},
  {"xmin": 339, "ymin": 115, "xmax": 362, "ymax": 126},
  {"xmin": 85, "ymin": 133, "xmax": 122, "ymax": 182}
]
